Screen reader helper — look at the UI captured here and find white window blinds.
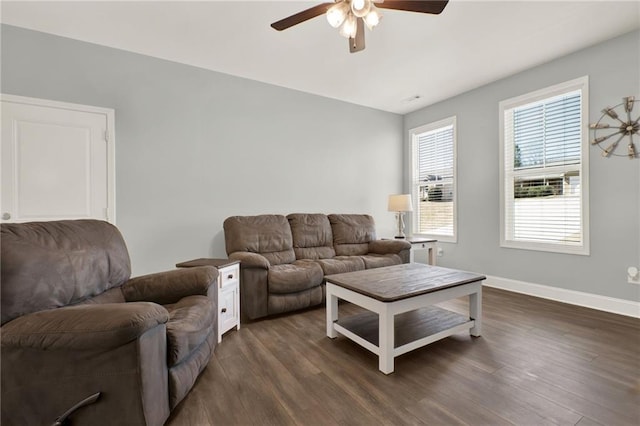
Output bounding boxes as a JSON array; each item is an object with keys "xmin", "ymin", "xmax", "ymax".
[
  {"xmin": 411, "ymin": 117, "xmax": 457, "ymax": 241},
  {"xmin": 500, "ymin": 77, "xmax": 589, "ymax": 254}
]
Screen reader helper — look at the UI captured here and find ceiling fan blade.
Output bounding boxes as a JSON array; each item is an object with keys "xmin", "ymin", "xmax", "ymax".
[
  {"xmin": 271, "ymin": 3, "xmax": 334, "ymax": 31},
  {"xmin": 349, "ymin": 18, "xmax": 366, "ymax": 53},
  {"xmin": 377, "ymin": 0, "xmax": 449, "ymax": 15}
]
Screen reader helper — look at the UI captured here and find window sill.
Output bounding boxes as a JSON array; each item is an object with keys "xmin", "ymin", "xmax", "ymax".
[{"xmin": 500, "ymin": 240, "xmax": 589, "ymax": 256}]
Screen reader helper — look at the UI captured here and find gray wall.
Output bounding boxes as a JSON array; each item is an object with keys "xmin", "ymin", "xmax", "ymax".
[
  {"xmin": 405, "ymin": 30, "xmax": 640, "ymax": 302},
  {"xmin": 1, "ymin": 25, "xmax": 404, "ymax": 275},
  {"xmin": 3, "ymin": 24, "xmax": 639, "ymax": 303}
]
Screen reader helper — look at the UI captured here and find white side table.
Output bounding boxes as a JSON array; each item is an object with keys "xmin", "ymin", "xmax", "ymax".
[
  {"xmin": 406, "ymin": 238, "xmax": 437, "ymax": 265},
  {"xmin": 175, "ymin": 258, "xmax": 240, "ymax": 343},
  {"xmin": 216, "ymin": 261, "xmax": 241, "ymax": 342}
]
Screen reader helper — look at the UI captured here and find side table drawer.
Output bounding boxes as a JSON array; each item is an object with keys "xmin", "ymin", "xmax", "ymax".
[
  {"xmin": 219, "ymin": 264, "xmax": 240, "ymax": 288},
  {"xmin": 219, "ymin": 286, "xmax": 238, "ymax": 332},
  {"xmin": 217, "ymin": 262, "xmax": 240, "ymax": 343}
]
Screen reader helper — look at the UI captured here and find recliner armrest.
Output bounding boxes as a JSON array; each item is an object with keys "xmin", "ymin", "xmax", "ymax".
[
  {"xmin": 1, "ymin": 302, "xmax": 168, "ymax": 350},
  {"xmin": 368, "ymin": 239, "xmax": 412, "ymax": 255},
  {"xmin": 122, "ymin": 266, "xmax": 217, "ymax": 305},
  {"xmin": 229, "ymin": 252, "xmax": 270, "ymax": 269}
]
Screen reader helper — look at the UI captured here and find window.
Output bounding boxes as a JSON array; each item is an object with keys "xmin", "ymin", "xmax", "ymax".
[
  {"xmin": 410, "ymin": 116, "xmax": 457, "ymax": 242},
  {"xmin": 499, "ymin": 76, "xmax": 589, "ymax": 254}
]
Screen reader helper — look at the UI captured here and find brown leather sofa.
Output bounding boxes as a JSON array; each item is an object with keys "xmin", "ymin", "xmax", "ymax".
[
  {"xmin": 1, "ymin": 220, "xmax": 218, "ymax": 426},
  {"xmin": 223, "ymin": 213, "xmax": 411, "ymax": 320}
]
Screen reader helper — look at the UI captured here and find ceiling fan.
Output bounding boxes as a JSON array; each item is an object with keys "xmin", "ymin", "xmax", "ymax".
[{"xmin": 271, "ymin": 0, "xmax": 449, "ymax": 53}]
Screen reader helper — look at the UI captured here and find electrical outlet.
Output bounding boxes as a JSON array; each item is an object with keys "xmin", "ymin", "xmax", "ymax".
[
  {"xmin": 437, "ymin": 247, "xmax": 444, "ymax": 257},
  {"xmin": 627, "ymin": 266, "xmax": 640, "ymax": 284}
]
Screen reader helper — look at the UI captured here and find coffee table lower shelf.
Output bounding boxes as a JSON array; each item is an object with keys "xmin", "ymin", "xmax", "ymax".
[{"xmin": 334, "ymin": 306, "xmax": 474, "ymax": 357}]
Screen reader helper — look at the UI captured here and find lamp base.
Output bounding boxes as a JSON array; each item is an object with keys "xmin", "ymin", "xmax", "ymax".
[{"xmin": 395, "ymin": 212, "xmax": 406, "ymax": 240}]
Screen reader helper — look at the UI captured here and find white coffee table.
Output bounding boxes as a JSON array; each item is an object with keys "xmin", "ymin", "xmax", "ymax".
[{"xmin": 326, "ymin": 263, "xmax": 485, "ymax": 374}]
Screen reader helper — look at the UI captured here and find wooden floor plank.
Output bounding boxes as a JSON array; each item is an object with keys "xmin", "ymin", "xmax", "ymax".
[
  {"xmin": 575, "ymin": 415, "xmax": 606, "ymax": 426},
  {"xmin": 403, "ymin": 397, "xmax": 468, "ymax": 425},
  {"xmin": 218, "ymin": 351, "xmax": 294, "ymax": 425},
  {"xmin": 166, "ymin": 287, "xmax": 640, "ymax": 426},
  {"xmin": 179, "ymin": 355, "xmax": 246, "ymax": 425},
  {"xmin": 493, "ymin": 365, "xmax": 638, "ymax": 426}
]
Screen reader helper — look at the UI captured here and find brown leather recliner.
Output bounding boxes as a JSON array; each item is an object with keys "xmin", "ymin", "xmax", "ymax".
[
  {"xmin": 223, "ymin": 213, "xmax": 410, "ymax": 320},
  {"xmin": 1, "ymin": 220, "xmax": 218, "ymax": 426}
]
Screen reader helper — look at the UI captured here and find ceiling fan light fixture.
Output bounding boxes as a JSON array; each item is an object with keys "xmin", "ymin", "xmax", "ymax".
[
  {"xmin": 271, "ymin": 0, "xmax": 449, "ymax": 53},
  {"xmin": 339, "ymin": 13, "xmax": 358, "ymax": 38},
  {"xmin": 364, "ymin": 6, "xmax": 382, "ymax": 30},
  {"xmin": 351, "ymin": 0, "xmax": 371, "ymax": 18},
  {"xmin": 326, "ymin": 1, "xmax": 350, "ymax": 28}
]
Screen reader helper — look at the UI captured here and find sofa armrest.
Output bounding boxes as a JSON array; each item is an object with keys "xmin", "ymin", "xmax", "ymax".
[
  {"xmin": 229, "ymin": 252, "xmax": 270, "ymax": 269},
  {"xmin": 1, "ymin": 302, "xmax": 168, "ymax": 350},
  {"xmin": 122, "ymin": 266, "xmax": 217, "ymax": 305},
  {"xmin": 227, "ymin": 252, "xmax": 270, "ymax": 319},
  {"xmin": 368, "ymin": 239, "xmax": 412, "ymax": 255}
]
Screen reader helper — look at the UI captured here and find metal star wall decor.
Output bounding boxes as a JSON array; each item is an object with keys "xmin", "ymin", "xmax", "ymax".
[{"xmin": 590, "ymin": 96, "xmax": 639, "ymax": 158}]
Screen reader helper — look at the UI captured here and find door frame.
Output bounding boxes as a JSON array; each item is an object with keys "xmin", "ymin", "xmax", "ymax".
[{"xmin": 1, "ymin": 94, "xmax": 116, "ymax": 223}]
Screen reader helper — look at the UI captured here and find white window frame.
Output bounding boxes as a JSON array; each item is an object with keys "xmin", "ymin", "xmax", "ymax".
[
  {"xmin": 409, "ymin": 116, "xmax": 457, "ymax": 243},
  {"xmin": 499, "ymin": 76, "xmax": 589, "ymax": 255}
]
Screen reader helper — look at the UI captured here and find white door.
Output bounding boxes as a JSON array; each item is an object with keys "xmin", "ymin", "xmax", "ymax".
[{"xmin": 1, "ymin": 95, "xmax": 115, "ymax": 223}]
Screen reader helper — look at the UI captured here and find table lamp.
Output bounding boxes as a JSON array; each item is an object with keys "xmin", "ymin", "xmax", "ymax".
[{"xmin": 388, "ymin": 194, "xmax": 413, "ymax": 239}]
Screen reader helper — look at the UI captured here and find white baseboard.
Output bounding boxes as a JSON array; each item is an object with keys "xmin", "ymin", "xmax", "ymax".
[{"xmin": 484, "ymin": 275, "xmax": 640, "ymax": 319}]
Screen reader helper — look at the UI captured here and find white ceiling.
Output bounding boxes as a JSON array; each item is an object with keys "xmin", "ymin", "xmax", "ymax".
[{"xmin": 2, "ymin": 0, "xmax": 639, "ymax": 114}]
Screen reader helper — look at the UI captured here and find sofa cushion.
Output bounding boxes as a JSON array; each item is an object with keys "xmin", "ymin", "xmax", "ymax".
[
  {"xmin": 360, "ymin": 254, "xmax": 403, "ymax": 269},
  {"xmin": 168, "ymin": 329, "xmax": 215, "ymax": 409},
  {"xmin": 164, "ymin": 295, "xmax": 215, "ymax": 367},
  {"xmin": 224, "ymin": 215, "xmax": 295, "ymax": 265},
  {"xmin": 268, "ymin": 286, "xmax": 324, "ymax": 316},
  {"xmin": 268, "ymin": 261, "xmax": 324, "ymax": 294},
  {"xmin": 1, "ymin": 220, "xmax": 131, "ymax": 325},
  {"xmin": 315, "ymin": 256, "xmax": 365, "ymax": 275},
  {"xmin": 287, "ymin": 213, "xmax": 336, "ymax": 260},
  {"xmin": 77, "ymin": 287, "xmax": 126, "ymax": 305},
  {"xmin": 333, "ymin": 243, "xmax": 369, "ymax": 256},
  {"xmin": 329, "ymin": 214, "xmax": 376, "ymax": 256},
  {"xmin": 1, "ymin": 302, "xmax": 168, "ymax": 350}
]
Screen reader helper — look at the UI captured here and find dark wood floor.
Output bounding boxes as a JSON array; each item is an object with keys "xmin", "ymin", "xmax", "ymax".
[{"xmin": 167, "ymin": 287, "xmax": 640, "ymax": 426}]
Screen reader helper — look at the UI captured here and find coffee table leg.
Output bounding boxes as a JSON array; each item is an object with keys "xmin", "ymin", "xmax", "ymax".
[
  {"xmin": 327, "ymin": 285, "xmax": 338, "ymax": 339},
  {"xmin": 379, "ymin": 306, "xmax": 394, "ymax": 374},
  {"xmin": 469, "ymin": 285, "xmax": 482, "ymax": 337}
]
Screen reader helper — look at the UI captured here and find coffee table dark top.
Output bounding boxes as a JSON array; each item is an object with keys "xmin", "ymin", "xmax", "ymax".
[{"xmin": 325, "ymin": 263, "xmax": 485, "ymax": 302}]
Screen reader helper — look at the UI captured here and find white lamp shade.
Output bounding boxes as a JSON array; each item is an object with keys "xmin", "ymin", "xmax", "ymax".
[
  {"xmin": 351, "ymin": 0, "xmax": 371, "ymax": 18},
  {"xmin": 364, "ymin": 7, "xmax": 382, "ymax": 30},
  {"xmin": 339, "ymin": 13, "xmax": 357, "ymax": 38},
  {"xmin": 326, "ymin": 1, "xmax": 349, "ymax": 28},
  {"xmin": 388, "ymin": 194, "xmax": 413, "ymax": 212}
]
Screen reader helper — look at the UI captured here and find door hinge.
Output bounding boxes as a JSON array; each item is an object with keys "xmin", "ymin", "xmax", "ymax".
[{"xmin": 104, "ymin": 129, "xmax": 109, "ymax": 142}]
